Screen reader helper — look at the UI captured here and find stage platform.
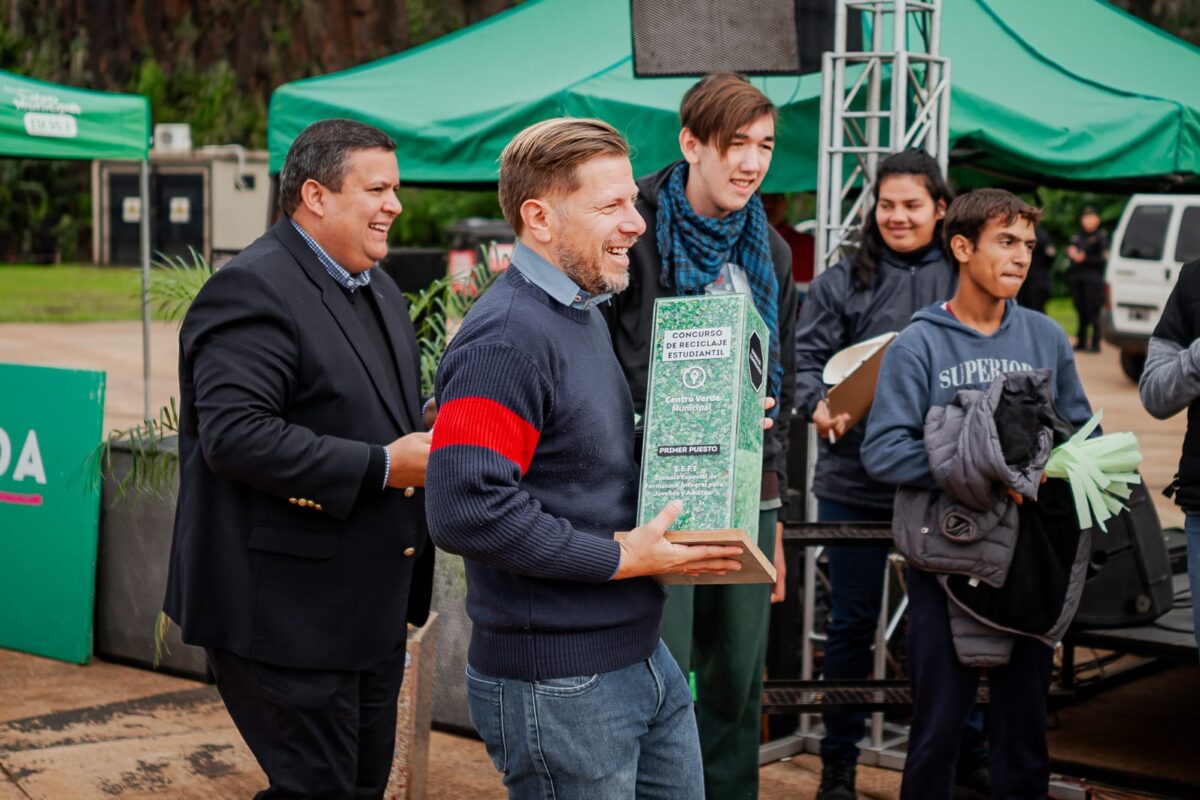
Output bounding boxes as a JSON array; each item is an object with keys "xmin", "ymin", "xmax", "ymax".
[{"xmin": 1071, "ymin": 582, "xmax": 1195, "ymax": 660}]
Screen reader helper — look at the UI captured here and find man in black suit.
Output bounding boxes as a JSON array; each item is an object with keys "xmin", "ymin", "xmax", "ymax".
[{"xmin": 163, "ymin": 118, "xmax": 433, "ymax": 799}]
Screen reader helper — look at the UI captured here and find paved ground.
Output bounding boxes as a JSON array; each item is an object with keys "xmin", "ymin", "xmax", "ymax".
[
  {"xmin": 0, "ymin": 321, "xmax": 1191, "ymax": 798},
  {"xmin": 0, "ymin": 643, "xmax": 905, "ymax": 799},
  {"xmin": 0, "ymin": 320, "xmax": 180, "ymax": 434}
]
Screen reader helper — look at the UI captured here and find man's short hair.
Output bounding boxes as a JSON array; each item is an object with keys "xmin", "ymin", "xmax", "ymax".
[
  {"xmin": 498, "ymin": 117, "xmax": 630, "ymax": 235},
  {"xmin": 279, "ymin": 118, "xmax": 397, "ymax": 214},
  {"xmin": 680, "ymin": 72, "xmax": 777, "ymax": 153},
  {"xmin": 943, "ymin": 188, "xmax": 1044, "ymax": 252}
]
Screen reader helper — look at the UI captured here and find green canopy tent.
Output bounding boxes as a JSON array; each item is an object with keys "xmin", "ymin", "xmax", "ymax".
[
  {"xmin": 268, "ymin": 0, "xmax": 1200, "ymax": 192},
  {"xmin": 0, "ymin": 69, "xmax": 154, "ymax": 417},
  {"xmin": 267, "ymin": 0, "xmax": 821, "ymax": 189}
]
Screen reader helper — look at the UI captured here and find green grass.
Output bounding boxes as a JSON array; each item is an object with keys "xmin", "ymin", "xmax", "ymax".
[
  {"xmin": 0, "ymin": 264, "xmax": 153, "ymax": 322},
  {"xmin": 0, "ymin": 264, "xmax": 1090, "ymax": 336},
  {"xmin": 1044, "ymin": 296, "xmax": 1079, "ymax": 340}
]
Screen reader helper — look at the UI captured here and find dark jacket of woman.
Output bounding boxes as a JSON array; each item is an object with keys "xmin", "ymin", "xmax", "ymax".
[{"xmin": 794, "ymin": 244, "xmax": 956, "ymax": 509}]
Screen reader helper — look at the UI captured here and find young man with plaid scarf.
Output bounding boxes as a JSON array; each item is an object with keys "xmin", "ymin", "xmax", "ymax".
[{"xmin": 603, "ymin": 72, "xmax": 798, "ymax": 799}]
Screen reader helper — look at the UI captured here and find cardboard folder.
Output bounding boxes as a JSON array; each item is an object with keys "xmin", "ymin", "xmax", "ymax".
[{"xmin": 823, "ymin": 331, "xmax": 898, "ymax": 432}]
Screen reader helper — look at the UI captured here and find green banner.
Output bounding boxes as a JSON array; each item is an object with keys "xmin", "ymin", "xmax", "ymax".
[
  {"xmin": 0, "ymin": 363, "xmax": 105, "ymax": 664},
  {"xmin": 0, "ymin": 68, "xmax": 150, "ymax": 161}
]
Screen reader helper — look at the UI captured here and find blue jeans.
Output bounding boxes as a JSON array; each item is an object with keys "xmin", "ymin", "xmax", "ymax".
[
  {"xmin": 464, "ymin": 640, "xmax": 704, "ymax": 799},
  {"xmin": 1187, "ymin": 514, "xmax": 1200, "ymax": 654}
]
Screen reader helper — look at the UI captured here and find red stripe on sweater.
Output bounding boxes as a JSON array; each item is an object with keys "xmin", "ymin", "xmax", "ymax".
[{"xmin": 432, "ymin": 397, "xmax": 540, "ymax": 475}]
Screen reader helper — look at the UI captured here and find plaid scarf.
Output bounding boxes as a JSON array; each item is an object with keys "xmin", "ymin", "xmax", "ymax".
[{"xmin": 655, "ymin": 162, "xmax": 782, "ymax": 407}]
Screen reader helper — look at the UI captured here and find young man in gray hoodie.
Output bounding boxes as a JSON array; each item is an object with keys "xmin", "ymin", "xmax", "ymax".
[{"xmin": 861, "ymin": 189, "xmax": 1092, "ymax": 799}]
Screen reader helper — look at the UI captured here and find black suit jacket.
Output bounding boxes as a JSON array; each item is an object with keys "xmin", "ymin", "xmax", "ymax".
[{"xmin": 164, "ymin": 217, "xmax": 433, "ymax": 671}]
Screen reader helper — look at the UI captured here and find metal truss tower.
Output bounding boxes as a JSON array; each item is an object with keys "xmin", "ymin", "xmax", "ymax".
[
  {"xmin": 785, "ymin": 0, "xmax": 951, "ymax": 766},
  {"xmin": 815, "ymin": 0, "xmax": 950, "ymax": 271}
]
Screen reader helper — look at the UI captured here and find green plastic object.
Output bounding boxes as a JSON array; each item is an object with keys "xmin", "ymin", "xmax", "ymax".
[
  {"xmin": 0, "ymin": 69, "xmax": 149, "ymax": 161},
  {"xmin": 638, "ymin": 294, "xmax": 767, "ymax": 540},
  {"xmin": 269, "ymin": 0, "xmax": 1200, "ymax": 189},
  {"xmin": 1044, "ymin": 410, "xmax": 1143, "ymax": 533},
  {"xmin": 0, "ymin": 363, "xmax": 106, "ymax": 664}
]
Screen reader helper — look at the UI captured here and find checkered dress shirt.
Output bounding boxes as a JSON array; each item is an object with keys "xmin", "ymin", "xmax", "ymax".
[{"xmin": 290, "ymin": 217, "xmax": 372, "ymax": 292}]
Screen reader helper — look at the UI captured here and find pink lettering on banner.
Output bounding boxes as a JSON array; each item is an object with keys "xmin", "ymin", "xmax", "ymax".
[{"xmin": 0, "ymin": 490, "xmax": 43, "ymax": 506}]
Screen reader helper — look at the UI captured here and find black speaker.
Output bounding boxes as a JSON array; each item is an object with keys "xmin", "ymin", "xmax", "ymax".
[
  {"xmin": 1073, "ymin": 480, "xmax": 1175, "ymax": 629},
  {"xmin": 96, "ymin": 438, "xmax": 210, "ymax": 681},
  {"xmin": 782, "ymin": 408, "xmax": 808, "ymax": 523},
  {"xmin": 630, "ymin": 0, "xmax": 861, "ymax": 77},
  {"xmin": 379, "ymin": 247, "xmax": 448, "ymax": 296}
]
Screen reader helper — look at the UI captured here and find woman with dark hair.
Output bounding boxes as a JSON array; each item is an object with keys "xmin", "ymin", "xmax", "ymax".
[{"xmin": 794, "ymin": 150, "xmax": 988, "ymax": 800}]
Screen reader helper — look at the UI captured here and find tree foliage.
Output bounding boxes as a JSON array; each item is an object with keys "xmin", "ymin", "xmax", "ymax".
[
  {"xmin": 1029, "ymin": 188, "xmax": 1129, "ymax": 297},
  {"xmin": 1, "ymin": 0, "xmax": 519, "ymax": 146},
  {"xmin": 0, "ymin": 0, "xmax": 1194, "ymax": 262},
  {"xmin": 392, "ymin": 188, "xmax": 503, "ymax": 248},
  {"xmin": 0, "ymin": 0, "xmax": 518, "ymax": 261},
  {"xmin": 1109, "ymin": 0, "xmax": 1199, "ymax": 47}
]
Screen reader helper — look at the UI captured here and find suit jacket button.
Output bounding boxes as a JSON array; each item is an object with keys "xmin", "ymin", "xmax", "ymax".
[
  {"xmin": 404, "ymin": 487, "xmax": 415, "ymax": 498},
  {"xmin": 403, "ymin": 546, "xmax": 416, "ymax": 557}
]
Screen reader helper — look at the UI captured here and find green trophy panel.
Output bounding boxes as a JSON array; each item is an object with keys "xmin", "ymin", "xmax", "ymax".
[{"xmin": 637, "ymin": 294, "xmax": 767, "ymax": 541}]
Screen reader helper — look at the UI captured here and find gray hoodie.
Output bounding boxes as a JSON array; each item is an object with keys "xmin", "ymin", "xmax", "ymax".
[
  {"xmin": 862, "ymin": 300, "xmax": 1093, "ymax": 490},
  {"xmin": 864, "ymin": 302, "xmax": 1095, "ymax": 666},
  {"xmin": 892, "ymin": 370, "xmax": 1058, "ymax": 590}
]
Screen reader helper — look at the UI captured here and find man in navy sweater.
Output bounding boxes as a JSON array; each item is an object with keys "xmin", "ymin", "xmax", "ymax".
[{"xmin": 425, "ymin": 117, "xmax": 747, "ymax": 799}]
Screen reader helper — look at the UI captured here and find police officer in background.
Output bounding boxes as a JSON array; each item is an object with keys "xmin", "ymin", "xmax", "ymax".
[{"xmin": 1066, "ymin": 206, "xmax": 1108, "ymax": 351}]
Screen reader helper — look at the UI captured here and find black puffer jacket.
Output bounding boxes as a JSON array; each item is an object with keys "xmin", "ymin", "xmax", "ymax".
[
  {"xmin": 795, "ymin": 245, "xmax": 956, "ymax": 509},
  {"xmin": 603, "ymin": 162, "xmax": 798, "ymax": 498}
]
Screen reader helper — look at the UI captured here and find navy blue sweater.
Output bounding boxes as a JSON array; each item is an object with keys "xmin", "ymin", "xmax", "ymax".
[{"xmin": 426, "ymin": 266, "xmax": 665, "ymax": 680}]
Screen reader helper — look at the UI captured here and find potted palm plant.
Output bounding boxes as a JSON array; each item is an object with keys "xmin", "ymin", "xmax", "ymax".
[{"xmin": 94, "ymin": 248, "xmax": 212, "ymax": 678}]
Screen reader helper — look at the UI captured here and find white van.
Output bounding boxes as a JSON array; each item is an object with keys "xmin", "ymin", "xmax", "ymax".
[{"xmin": 1103, "ymin": 194, "xmax": 1200, "ymax": 381}]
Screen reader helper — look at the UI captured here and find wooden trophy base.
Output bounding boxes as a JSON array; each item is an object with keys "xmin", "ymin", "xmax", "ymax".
[{"xmin": 615, "ymin": 529, "xmax": 776, "ymax": 585}]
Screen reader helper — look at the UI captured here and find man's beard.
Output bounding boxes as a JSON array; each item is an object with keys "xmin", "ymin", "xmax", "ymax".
[{"xmin": 556, "ymin": 240, "xmax": 632, "ymax": 296}]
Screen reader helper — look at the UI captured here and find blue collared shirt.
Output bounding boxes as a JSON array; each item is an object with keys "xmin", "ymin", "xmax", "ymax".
[
  {"xmin": 290, "ymin": 217, "xmax": 372, "ymax": 293},
  {"xmin": 509, "ymin": 242, "xmax": 611, "ymax": 310}
]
